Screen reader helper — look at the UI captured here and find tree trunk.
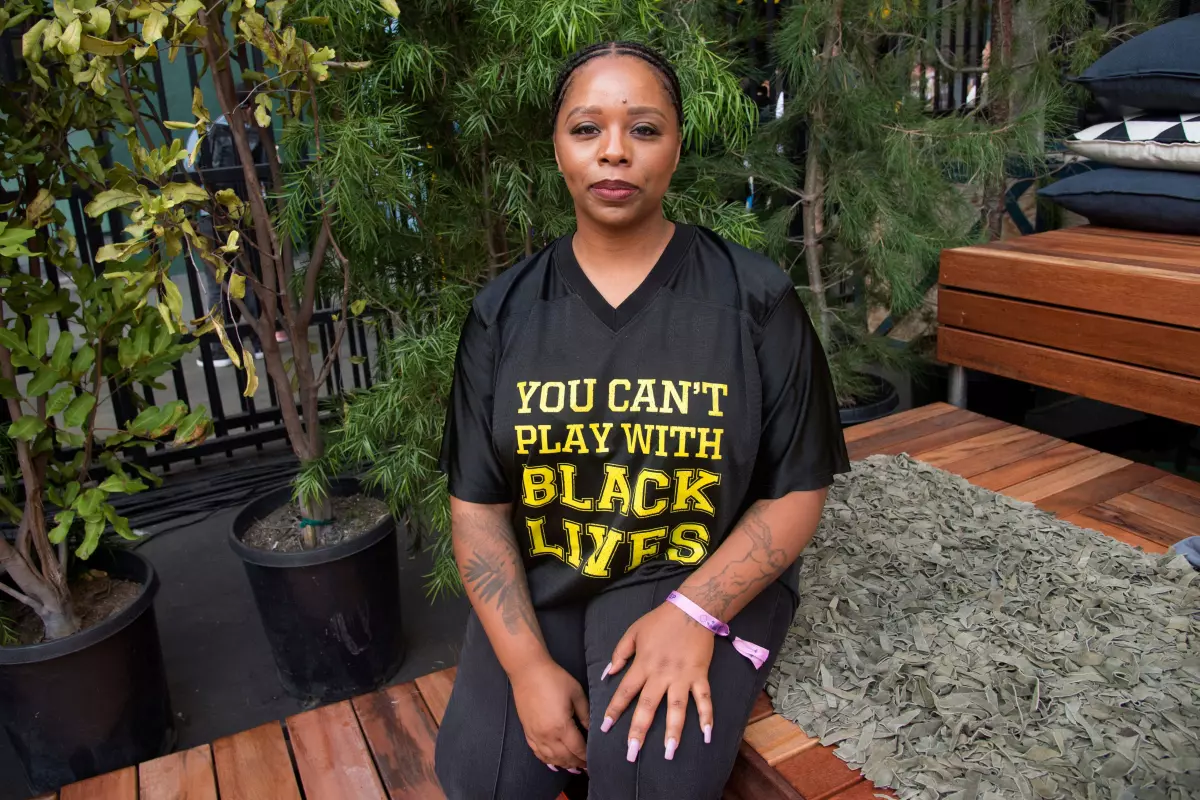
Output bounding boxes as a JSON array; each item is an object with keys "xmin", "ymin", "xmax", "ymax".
[
  {"xmin": 984, "ymin": 0, "xmax": 1014, "ymax": 240},
  {"xmin": 300, "ymin": 490, "xmax": 334, "ymax": 550},
  {"xmin": 802, "ymin": 129, "xmax": 831, "ymax": 342}
]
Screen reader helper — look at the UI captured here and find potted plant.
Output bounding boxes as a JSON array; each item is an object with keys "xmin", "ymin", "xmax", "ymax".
[
  {"xmin": 74, "ymin": 0, "xmax": 407, "ymax": 703},
  {"xmin": 0, "ymin": 4, "xmax": 211, "ymax": 788}
]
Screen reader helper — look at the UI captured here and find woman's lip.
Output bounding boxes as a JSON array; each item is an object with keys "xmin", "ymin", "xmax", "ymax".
[{"xmin": 589, "ymin": 183, "xmax": 639, "ymax": 201}]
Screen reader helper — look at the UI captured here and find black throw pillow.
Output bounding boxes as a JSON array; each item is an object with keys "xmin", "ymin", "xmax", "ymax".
[
  {"xmin": 1038, "ymin": 164, "xmax": 1200, "ymax": 235},
  {"xmin": 1072, "ymin": 14, "xmax": 1200, "ymax": 113}
]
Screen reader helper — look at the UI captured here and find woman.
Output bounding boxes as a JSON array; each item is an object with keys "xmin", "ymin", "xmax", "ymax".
[{"xmin": 435, "ymin": 41, "xmax": 849, "ymax": 800}]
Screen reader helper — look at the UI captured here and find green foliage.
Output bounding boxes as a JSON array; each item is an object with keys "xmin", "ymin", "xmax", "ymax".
[
  {"xmin": 757, "ymin": 0, "xmax": 1162, "ymax": 405},
  {"xmin": 1, "ymin": 0, "xmax": 215, "ymax": 637},
  {"xmin": 307, "ymin": 0, "xmax": 765, "ymax": 593}
]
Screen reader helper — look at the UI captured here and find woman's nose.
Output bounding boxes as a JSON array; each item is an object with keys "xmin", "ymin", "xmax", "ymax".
[{"xmin": 598, "ymin": 127, "xmax": 629, "ymax": 165}]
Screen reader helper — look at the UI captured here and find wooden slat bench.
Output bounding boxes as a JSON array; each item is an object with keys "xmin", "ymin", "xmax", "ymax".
[
  {"xmin": 30, "ymin": 404, "xmax": 1198, "ymax": 800},
  {"xmin": 937, "ymin": 226, "xmax": 1200, "ymax": 425}
]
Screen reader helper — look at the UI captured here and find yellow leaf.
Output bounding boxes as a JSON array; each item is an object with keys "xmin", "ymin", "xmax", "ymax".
[
  {"xmin": 84, "ymin": 188, "xmax": 140, "ymax": 217},
  {"xmin": 87, "ymin": 6, "xmax": 111, "ymax": 35},
  {"xmin": 25, "ymin": 189, "xmax": 55, "ymax": 224},
  {"xmin": 142, "ymin": 10, "xmax": 166, "ymax": 43},
  {"xmin": 132, "ymin": 42, "xmax": 156, "ymax": 60},
  {"xmin": 350, "ymin": 299, "xmax": 366, "ymax": 316},
  {"xmin": 21, "ymin": 19, "xmax": 49, "ymax": 59},
  {"xmin": 379, "ymin": 0, "xmax": 399, "ymax": 16},
  {"xmin": 163, "ymin": 120, "xmax": 195, "ymax": 130},
  {"xmin": 58, "ymin": 18, "xmax": 82, "ymax": 54},
  {"xmin": 160, "ymin": 181, "xmax": 209, "ymax": 207},
  {"xmin": 242, "ymin": 348, "xmax": 258, "ymax": 397},
  {"xmin": 80, "ymin": 35, "xmax": 137, "ymax": 56},
  {"xmin": 228, "ymin": 272, "xmax": 245, "ymax": 299},
  {"xmin": 191, "ymin": 86, "xmax": 210, "ymax": 125},
  {"xmin": 161, "ymin": 279, "xmax": 184, "ymax": 327},
  {"xmin": 220, "ymin": 230, "xmax": 240, "ymax": 253},
  {"xmin": 95, "ymin": 239, "xmax": 148, "ymax": 262},
  {"xmin": 43, "ymin": 19, "xmax": 63, "ymax": 51},
  {"xmin": 213, "ymin": 189, "xmax": 243, "ymax": 217},
  {"xmin": 310, "ymin": 46, "xmax": 335, "ymax": 63},
  {"xmin": 254, "ymin": 94, "xmax": 271, "ymax": 128},
  {"xmin": 90, "ymin": 69, "xmax": 108, "ymax": 95},
  {"xmin": 210, "ymin": 317, "xmax": 242, "ymax": 367},
  {"xmin": 173, "ymin": 0, "xmax": 203, "ymax": 22}
]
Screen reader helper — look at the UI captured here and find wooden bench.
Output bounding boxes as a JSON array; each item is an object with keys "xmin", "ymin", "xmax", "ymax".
[
  {"xmin": 31, "ymin": 404, "xmax": 1200, "ymax": 800},
  {"xmin": 937, "ymin": 226, "xmax": 1200, "ymax": 426}
]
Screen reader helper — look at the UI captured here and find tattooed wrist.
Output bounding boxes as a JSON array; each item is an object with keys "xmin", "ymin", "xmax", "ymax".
[
  {"xmin": 679, "ymin": 500, "xmax": 788, "ymax": 620},
  {"xmin": 456, "ymin": 506, "xmax": 541, "ymax": 639}
]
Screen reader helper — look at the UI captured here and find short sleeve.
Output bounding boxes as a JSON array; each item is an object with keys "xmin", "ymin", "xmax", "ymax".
[
  {"xmin": 750, "ymin": 288, "xmax": 850, "ymax": 496},
  {"xmin": 438, "ymin": 307, "xmax": 511, "ymax": 503}
]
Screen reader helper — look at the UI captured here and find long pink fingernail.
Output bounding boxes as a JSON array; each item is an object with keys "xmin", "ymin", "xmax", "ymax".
[
  {"xmin": 703, "ymin": 724, "xmax": 712, "ymax": 744},
  {"xmin": 600, "ymin": 662, "xmax": 612, "ymax": 681},
  {"xmin": 626, "ymin": 739, "xmax": 641, "ymax": 762},
  {"xmin": 600, "ymin": 716, "xmax": 614, "ymax": 733},
  {"xmin": 548, "ymin": 765, "xmax": 558, "ymax": 772},
  {"xmin": 567, "ymin": 768, "xmax": 581, "ymax": 774},
  {"xmin": 665, "ymin": 738, "xmax": 678, "ymax": 760}
]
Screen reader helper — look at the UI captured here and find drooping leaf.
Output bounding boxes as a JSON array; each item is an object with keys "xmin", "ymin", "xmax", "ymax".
[
  {"xmin": 8, "ymin": 415, "xmax": 46, "ymax": 441},
  {"xmin": 243, "ymin": 347, "xmax": 259, "ymax": 397},
  {"xmin": 72, "ymin": 344, "xmax": 96, "ymax": 377},
  {"xmin": 28, "ymin": 316, "xmax": 49, "ymax": 356},
  {"xmin": 48, "ymin": 510, "xmax": 76, "ymax": 544},
  {"xmin": 79, "ymin": 34, "xmax": 137, "ymax": 56},
  {"xmin": 228, "ymin": 272, "xmax": 246, "ymax": 299},
  {"xmin": 46, "ymin": 386, "xmax": 75, "ymax": 415},
  {"xmin": 26, "ymin": 366, "xmax": 60, "ymax": 397},
  {"xmin": 84, "ymin": 189, "xmax": 140, "ymax": 217},
  {"xmin": 63, "ymin": 393, "xmax": 96, "ymax": 427},
  {"xmin": 77, "ymin": 516, "xmax": 106, "ymax": 559},
  {"xmin": 50, "ymin": 330, "xmax": 74, "ymax": 371}
]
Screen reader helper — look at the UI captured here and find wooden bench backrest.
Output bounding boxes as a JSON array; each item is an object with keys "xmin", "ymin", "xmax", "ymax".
[{"xmin": 937, "ymin": 227, "xmax": 1200, "ymax": 427}]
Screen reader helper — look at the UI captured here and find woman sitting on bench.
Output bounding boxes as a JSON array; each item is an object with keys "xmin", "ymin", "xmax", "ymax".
[{"xmin": 434, "ymin": 41, "xmax": 849, "ymax": 800}]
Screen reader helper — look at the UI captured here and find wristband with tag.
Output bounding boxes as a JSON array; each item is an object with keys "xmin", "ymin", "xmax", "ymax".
[{"xmin": 666, "ymin": 591, "xmax": 771, "ymax": 670}]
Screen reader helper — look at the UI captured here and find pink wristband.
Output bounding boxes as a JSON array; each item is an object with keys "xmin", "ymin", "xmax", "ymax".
[{"xmin": 666, "ymin": 591, "xmax": 771, "ymax": 670}]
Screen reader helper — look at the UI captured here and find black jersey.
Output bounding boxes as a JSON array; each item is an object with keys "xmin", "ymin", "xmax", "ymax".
[{"xmin": 440, "ymin": 223, "xmax": 849, "ymax": 608}]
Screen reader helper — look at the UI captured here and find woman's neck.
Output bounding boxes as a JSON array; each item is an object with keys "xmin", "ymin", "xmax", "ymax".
[{"xmin": 572, "ymin": 212, "xmax": 674, "ymax": 274}]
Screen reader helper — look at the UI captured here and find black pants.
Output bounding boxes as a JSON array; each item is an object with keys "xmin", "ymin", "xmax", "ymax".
[{"xmin": 434, "ymin": 573, "xmax": 796, "ymax": 800}]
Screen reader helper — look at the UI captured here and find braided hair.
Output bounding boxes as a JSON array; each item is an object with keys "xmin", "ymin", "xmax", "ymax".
[{"xmin": 551, "ymin": 41, "xmax": 684, "ymax": 131}]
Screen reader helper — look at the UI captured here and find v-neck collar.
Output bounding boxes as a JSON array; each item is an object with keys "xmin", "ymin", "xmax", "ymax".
[{"xmin": 554, "ymin": 223, "xmax": 695, "ymax": 333}]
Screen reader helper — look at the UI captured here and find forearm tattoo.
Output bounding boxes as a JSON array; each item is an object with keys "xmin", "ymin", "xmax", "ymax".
[
  {"xmin": 681, "ymin": 500, "xmax": 788, "ymax": 619},
  {"xmin": 456, "ymin": 508, "xmax": 540, "ymax": 638}
]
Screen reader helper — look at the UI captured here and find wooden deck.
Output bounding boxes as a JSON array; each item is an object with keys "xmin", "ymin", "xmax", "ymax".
[{"xmin": 31, "ymin": 403, "xmax": 1197, "ymax": 800}]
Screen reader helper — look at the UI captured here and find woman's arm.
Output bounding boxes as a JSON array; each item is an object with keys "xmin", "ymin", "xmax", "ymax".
[
  {"xmin": 451, "ymin": 497, "xmax": 590, "ymax": 771},
  {"xmin": 598, "ymin": 488, "xmax": 828, "ymax": 761},
  {"xmin": 678, "ymin": 488, "xmax": 828, "ymax": 621}
]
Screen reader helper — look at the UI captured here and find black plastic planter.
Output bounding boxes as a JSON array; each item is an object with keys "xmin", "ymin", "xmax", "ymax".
[
  {"xmin": 229, "ymin": 479, "xmax": 405, "ymax": 704},
  {"xmin": 839, "ymin": 373, "xmax": 901, "ymax": 427},
  {"xmin": 0, "ymin": 548, "xmax": 173, "ymax": 793}
]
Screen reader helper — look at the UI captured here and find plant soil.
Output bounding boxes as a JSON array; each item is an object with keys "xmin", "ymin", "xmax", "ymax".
[
  {"xmin": 3, "ymin": 570, "xmax": 141, "ymax": 647},
  {"xmin": 241, "ymin": 494, "xmax": 390, "ymax": 553}
]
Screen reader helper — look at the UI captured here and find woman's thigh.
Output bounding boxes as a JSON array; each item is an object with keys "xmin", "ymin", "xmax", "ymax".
[
  {"xmin": 582, "ymin": 576, "xmax": 796, "ymax": 800},
  {"xmin": 434, "ymin": 605, "xmax": 588, "ymax": 800}
]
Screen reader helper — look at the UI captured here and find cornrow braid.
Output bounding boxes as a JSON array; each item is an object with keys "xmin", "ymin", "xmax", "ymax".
[{"xmin": 551, "ymin": 41, "xmax": 684, "ymax": 131}]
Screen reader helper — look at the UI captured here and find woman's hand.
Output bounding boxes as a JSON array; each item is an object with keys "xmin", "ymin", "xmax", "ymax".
[
  {"xmin": 510, "ymin": 657, "xmax": 590, "ymax": 772},
  {"xmin": 600, "ymin": 603, "xmax": 715, "ymax": 761}
]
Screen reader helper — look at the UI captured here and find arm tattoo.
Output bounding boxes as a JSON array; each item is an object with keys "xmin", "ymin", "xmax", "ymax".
[
  {"xmin": 456, "ymin": 508, "xmax": 540, "ymax": 637},
  {"xmin": 682, "ymin": 501, "xmax": 788, "ymax": 619}
]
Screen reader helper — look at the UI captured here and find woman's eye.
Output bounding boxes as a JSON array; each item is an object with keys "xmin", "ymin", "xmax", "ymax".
[
  {"xmin": 571, "ymin": 123, "xmax": 600, "ymax": 135},
  {"xmin": 632, "ymin": 124, "xmax": 660, "ymax": 137}
]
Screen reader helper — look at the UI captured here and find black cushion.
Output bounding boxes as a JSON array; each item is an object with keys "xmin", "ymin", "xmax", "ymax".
[
  {"xmin": 1038, "ymin": 164, "xmax": 1200, "ymax": 235},
  {"xmin": 1073, "ymin": 15, "xmax": 1200, "ymax": 112}
]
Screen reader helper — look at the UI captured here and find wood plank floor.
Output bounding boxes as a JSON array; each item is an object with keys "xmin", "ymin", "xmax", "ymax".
[{"xmin": 33, "ymin": 404, "xmax": 1197, "ymax": 800}]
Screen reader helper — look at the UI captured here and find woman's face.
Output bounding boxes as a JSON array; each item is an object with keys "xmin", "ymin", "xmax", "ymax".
[{"xmin": 553, "ymin": 55, "xmax": 682, "ymax": 230}]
